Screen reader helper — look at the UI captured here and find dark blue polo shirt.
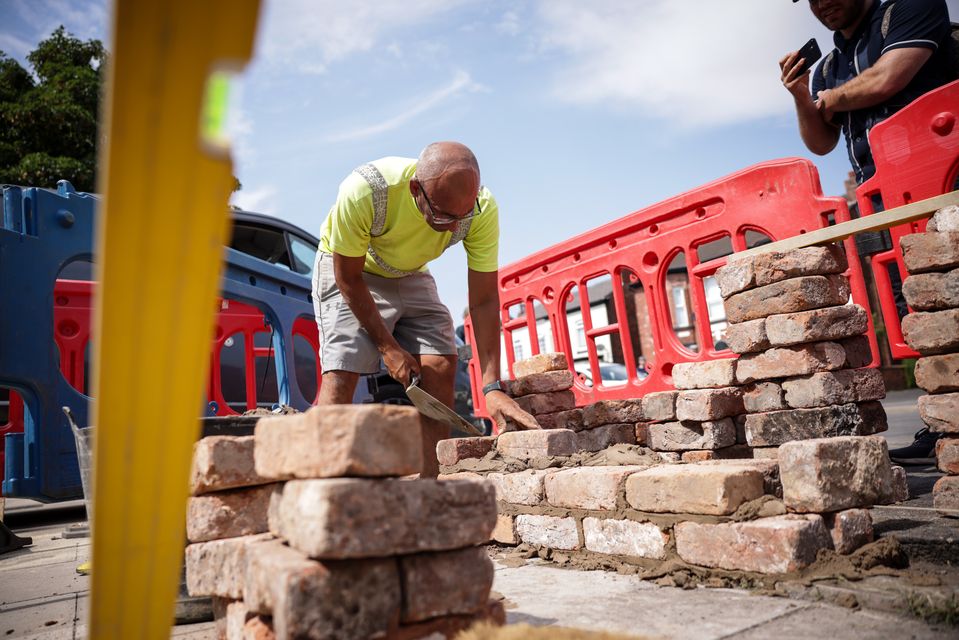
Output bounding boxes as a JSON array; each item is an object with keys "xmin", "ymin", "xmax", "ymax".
[{"xmin": 811, "ymin": 0, "xmax": 953, "ymax": 183}]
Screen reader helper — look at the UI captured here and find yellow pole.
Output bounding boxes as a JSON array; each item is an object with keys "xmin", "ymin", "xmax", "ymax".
[{"xmin": 89, "ymin": 1, "xmax": 260, "ymax": 637}]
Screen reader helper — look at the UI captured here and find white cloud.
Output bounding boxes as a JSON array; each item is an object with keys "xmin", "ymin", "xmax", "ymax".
[
  {"xmin": 496, "ymin": 10, "xmax": 521, "ymax": 36},
  {"xmin": 534, "ymin": 0, "xmax": 831, "ymax": 127},
  {"xmin": 0, "ymin": 33, "xmax": 34, "ymax": 60},
  {"xmin": 323, "ymin": 69, "xmax": 483, "ymax": 142},
  {"xmin": 231, "ymin": 184, "xmax": 278, "ymax": 214},
  {"xmin": 256, "ymin": 0, "xmax": 473, "ymax": 73}
]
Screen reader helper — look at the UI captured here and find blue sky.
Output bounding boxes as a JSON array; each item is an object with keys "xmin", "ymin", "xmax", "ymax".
[{"xmin": 3, "ymin": 0, "xmax": 958, "ymax": 321}]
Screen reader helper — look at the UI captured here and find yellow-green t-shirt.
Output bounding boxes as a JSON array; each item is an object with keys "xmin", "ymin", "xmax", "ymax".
[{"xmin": 318, "ymin": 157, "xmax": 499, "ymax": 277}]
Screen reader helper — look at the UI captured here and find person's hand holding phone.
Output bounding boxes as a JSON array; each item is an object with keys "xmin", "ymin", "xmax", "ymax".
[{"xmin": 779, "ymin": 38, "xmax": 822, "ymax": 101}]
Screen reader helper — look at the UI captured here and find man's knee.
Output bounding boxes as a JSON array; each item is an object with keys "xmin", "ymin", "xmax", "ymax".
[{"xmin": 420, "ymin": 354, "xmax": 457, "ymax": 381}]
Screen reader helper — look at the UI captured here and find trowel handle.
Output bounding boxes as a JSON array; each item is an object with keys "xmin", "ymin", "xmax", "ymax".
[{"xmin": 408, "ymin": 373, "xmax": 421, "ymax": 389}]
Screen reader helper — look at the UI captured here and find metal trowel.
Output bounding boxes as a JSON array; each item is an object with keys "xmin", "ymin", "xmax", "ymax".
[{"xmin": 406, "ymin": 374, "xmax": 484, "ymax": 437}]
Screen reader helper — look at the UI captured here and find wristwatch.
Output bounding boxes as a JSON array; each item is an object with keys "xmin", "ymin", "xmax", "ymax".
[{"xmin": 482, "ymin": 380, "xmax": 506, "ymax": 395}]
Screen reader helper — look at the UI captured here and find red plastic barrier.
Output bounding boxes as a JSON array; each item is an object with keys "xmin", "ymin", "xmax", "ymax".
[
  {"xmin": 856, "ymin": 80, "xmax": 959, "ymax": 359},
  {"xmin": 469, "ymin": 158, "xmax": 875, "ymax": 425}
]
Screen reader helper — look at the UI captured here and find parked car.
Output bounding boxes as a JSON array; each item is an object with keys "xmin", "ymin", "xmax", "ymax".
[{"xmin": 574, "ymin": 362, "xmax": 646, "ymax": 388}]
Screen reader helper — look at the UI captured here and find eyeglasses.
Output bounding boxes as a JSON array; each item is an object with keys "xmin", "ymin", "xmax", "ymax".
[{"xmin": 416, "ymin": 179, "xmax": 482, "ymax": 225}]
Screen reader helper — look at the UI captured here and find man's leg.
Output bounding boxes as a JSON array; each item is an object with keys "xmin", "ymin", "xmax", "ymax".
[
  {"xmin": 318, "ymin": 370, "xmax": 360, "ymax": 405},
  {"xmin": 416, "ymin": 354, "xmax": 457, "ymax": 477}
]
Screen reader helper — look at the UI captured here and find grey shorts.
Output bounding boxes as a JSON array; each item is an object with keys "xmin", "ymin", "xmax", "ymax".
[{"xmin": 311, "ymin": 252, "xmax": 456, "ymax": 374}]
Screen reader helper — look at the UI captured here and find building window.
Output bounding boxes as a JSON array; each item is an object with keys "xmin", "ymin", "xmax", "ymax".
[
  {"xmin": 671, "ymin": 286, "xmax": 689, "ymax": 328},
  {"xmin": 513, "ymin": 340, "xmax": 524, "ymax": 362}
]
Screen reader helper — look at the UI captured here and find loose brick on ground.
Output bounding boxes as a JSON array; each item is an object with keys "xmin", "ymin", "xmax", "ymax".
[
  {"xmin": 902, "ymin": 268, "xmax": 959, "ymax": 311},
  {"xmin": 583, "ymin": 517, "xmax": 668, "ymax": 559},
  {"xmin": 781, "ymin": 367, "xmax": 886, "ymax": 409},
  {"xmin": 742, "ymin": 382, "xmax": 786, "ymax": 413},
  {"xmin": 764, "ymin": 304, "xmax": 868, "ymax": 347},
  {"xmin": 576, "ymin": 423, "xmax": 636, "ymax": 452},
  {"xmin": 744, "ymin": 403, "xmax": 882, "ymax": 446},
  {"xmin": 513, "ymin": 390, "xmax": 577, "ymax": 415},
  {"xmin": 824, "ymin": 509, "xmax": 873, "ymax": 555},
  {"xmin": 724, "ymin": 318, "xmax": 770, "ymax": 354},
  {"xmin": 936, "ymin": 437, "xmax": 959, "ymax": 474},
  {"xmin": 254, "ymin": 405, "xmax": 422, "ymax": 479},
  {"xmin": 400, "ymin": 546, "xmax": 494, "ymax": 623},
  {"xmin": 507, "ymin": 369, "xmax": 574, "ymax": 396},
  {"xmin": 724, "ymin": 274, "xmax": 850, "ymax": 324},
  {"xmin": 915, "ymin": 353, "xmax": 959, "ymax": 394},
  {"xmin": 185, "ymin": 533, "xmax": 273, "ymax": 598},
  {"xmin": 648, "ymin": 419, "xmax": 736, "ymax": 452},
  {"xmin": 544, "ymin": 465, "xmax": 649, "ymax": 510},
  {"xmin": 642, "ymin": 391, "xmax": 678, "ymax": 421},
  {"xmin": 513, "ymin": 352, "xmax": 569, "ymax": 378},
  {"xmin": 496, "ymin": 428, "xmax": 578, "ymax": 459},
  {"xmin": 492, "ymin": 514, "xmax": 518, "ymax": 545},
  {"xmin": 582, "ymin": 399, "xmax": 645, "ymax": 427},
  {"xmin": 487, "ymin": 469, "xmax": 554, "ymax": 505},
  {"xmin": 273, "ymin": 478, "xmax": 496, "ymax": 559},
  {"xmin": 534, "ymin": 408, "xmax": 584, "ymax": 431},
  {"xmin": 919, "ymin": 392, "xmax": 959, "ymax": 433},
  {"xmin": 779, "ymin": 435, "xmax": 893, "ymax": 512},
  {"xmin": 933, "ymin": 475, "xmax": 959, "ymax": 515},
  {"xmin": 715, "ymin": 244, "xmax": 847, "ymax": 298},
  {"xmin": 514, "ymin": 514, "xmax": 580, "ymax": 550},
  {"xmin": 888, "ymin": 466, "xmax": 910, "ymax": 504},
  {"xmin": 675, "ymin": 515, "xmax": 832, "ymax": 573},
  {"xmin": 625, "ymin": 463, "xmax": 764, "ymax": 515},
  {"xmin": 671, "ymin": 359, "xmax": 737, "ymax": 390},
  {"xmin": 928, "ymin": 205, "xmax": 959, "ymax": 232},
  {"xmin": 675, "ymin": 387, "xmax": 744, "ymax": 421},
  {"xmin": 191, "ymin": 435, "xmax": 268, "ymax": 495},
  {"xmin": 902, "ymin": 309, "xmax": 959, "ymax": 355},
  {"xmin": 186, "ymin": 483, "xmax": 275, "ymax": 543},
  {"xmin": 735, "ymin": 341, "xmax": 846, "ymax": 383},
  {"xmin": 900, "ymin": 231, "xmax": 959, "ymax": 274},
  {"xmin": 436, "ymin": 437, "xmax": 496, "ymax": 467}
]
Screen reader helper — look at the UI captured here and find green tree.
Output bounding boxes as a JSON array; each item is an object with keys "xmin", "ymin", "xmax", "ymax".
[{"xmin": 0, "ymin": 26, "xmax": 105, "ymax": 192}]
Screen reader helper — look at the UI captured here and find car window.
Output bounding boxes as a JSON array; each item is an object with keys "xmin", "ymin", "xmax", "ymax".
[
  {"xmin": 230, "ymin": 222, "xmax": 292, "ymax": 270},
  {"xmin": 289, "ymin": 234, "xmax": 317, "ymax": 276}
]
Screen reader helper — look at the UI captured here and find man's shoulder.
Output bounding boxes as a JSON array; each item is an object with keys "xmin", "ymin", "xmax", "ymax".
[{"xmin": 338, "ymin": 156, "xmax": 416, "ymax": 201}]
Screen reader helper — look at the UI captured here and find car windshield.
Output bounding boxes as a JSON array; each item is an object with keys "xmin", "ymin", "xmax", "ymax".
[{"xmin": 599, "ymin": 363, "xmax": 628, "ymax": 381}]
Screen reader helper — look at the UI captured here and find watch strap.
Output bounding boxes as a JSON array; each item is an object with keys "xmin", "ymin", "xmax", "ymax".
[{"xmin": 482, "ymin": 380, "xmax": 505, "ymax": 395}]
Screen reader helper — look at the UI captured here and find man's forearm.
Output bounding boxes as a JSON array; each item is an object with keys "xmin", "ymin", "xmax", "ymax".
[
  {"xmin": 469, "ymin": 296, "xmax": 502, "ymax": 386},
  {"xmin": 794, "ymin": 93, "xmax": 840, "ymax": 155}
]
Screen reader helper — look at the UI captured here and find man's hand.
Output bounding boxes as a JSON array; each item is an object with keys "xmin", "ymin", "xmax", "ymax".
[
  {"xmin": 815, "ymin": 89, "xmax": 837, "ymax": 124},
  {"xmin": 779, "ymin": 50, "xmax": 812, "ymax": 102},
  {"xmin": 383, "ymin": 345, "xmax": 419, "ymax": 386},
  {"xmin": 485, "ymin": 391, "xmax": 541, "ymax": 432}
]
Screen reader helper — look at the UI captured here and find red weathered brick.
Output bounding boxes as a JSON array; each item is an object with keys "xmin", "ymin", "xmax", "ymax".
[
  {"xmin": 512, "ymin": 352, "xmax": 569, "ymax": 378},
  {"xmin": 915, "ymin": 354, "xmax": 959, "ymax": 394},
  {"xmin": 936, "ymin": 437, "xmax": 959, "ymax": 474},
  {"xmin": 902, "ymin": 309, "xmax": 959, "ymax": 355},
  {"xmin": 625, "ymin": 463, "xmax": 764, "ymax": 515},
  {"xmin": 735, "ymin": 341, "xmax": 846, "ymax": 383},
  {"xmin": 582, "ymin": 517, "xmax": 668, "ymax": 559},
  {"xmin": 254, "ymin": 405, "xmax": 422, "ymax": 480},
  {"xmin": 680, "ymin": 445, "xmax": 753, "ymax": 463},
  {"xmin": 675, "ymin": 388, "xmax": 744, "ymax": 421},
  {"xmin": 496, "ymin": 428, "xmax": 577, "ymax": 459},
  {"xmin": 840, "ymin": 335, "xmax": 874, "ymax": 369},
  {"xmin": 724, "ymin": 318, "xmax": 770, "ymax": 354},
  {"xmin": 514, "ymin": 514, "xmax": 580, "ymax": 550},
  {"xmin": 186, "ymin": 483, "xmax": 275, "ymax": 543},
  {"xmin": 507, "ymin": 369, "xmax": 574, "ymax": 396},
  {"xmin": 544, "ymin": 465, "xmax": 649, "ymax": 510},
  {"xmin": 724, "ymin": 275, "xmax": 850, "ymax": 324},
  {"xmin": 675, "ymin": 515, "xmax": 832, "ymax": 573},
  {"xmin": 191, "ymin": 436, "xmax": 269, "ymax": 495},
  {"xmin": 513, "ymin": 390, "xmax": 577, "ymax": 415},
  {"xmin": 185, "ymin": 533, "xmax": 274, "ymax": 598},
  {"xmin": 744, "ymin": 403, "xmax": 883, "ymax": 446},
  {"xmin": 400, "ymin": 546, "xmax": 494, "ymax": 623},
  {"xmin": 487, "ymin": 469, "xmax": 554, "ymax": 505},
  {"xmin": 919, "ymin": 392, "xmax": 959, "ymax": 433},
  {"xmin": 635, "ymin": 421, "xmax": 650, "ymax": 445},
  {"xmin": 491, "ymin": 514, "xmax": 518, "ymax": 545},
  {"xmin": 436, "ymin": 437, "xmax": 496, "ymax": 467},
  {"xmin": 902, "ymin": 268, "xmax": 959, "ymax": 311},
  {"xmin": 671, "ymin": 359, "xmax": 738, "ymax": 390},
  {"xmin": 575, "ymin": 423, "xmax": 635, "ymax": 451},
  {"xmin": 742, "ymin": 382, "xmax": 786, "ymax": 413},
  {"xmin": 648, "ymin": 419, "xmax": 736, "ymax": 452},
  {"xmin": 933, "ymin": 475, "xmax": 959, "ymax": 514},
  {"xmin": 582, "ymin": 399, "xmax": 645, "ymax": 427},
  {"xmin": 900, "ymin": 231, "xmax": 959, "ymax": 274},
  {"xmin": 244, "ymin": 538, "xmax": 314, "ymax": 614},
  {"xmin": 273, "ymin": 478, "xmax": 496, "ymax": 559},
  {"xmin": 697, "ymin": 458, "xmax": 782, "ymax": 498},
  {"xmin": 764, "ymin": 304, "xmax": 868, "ymax": 347},
  {"xmin": 716, "ymin": 244, "xmax": 847, "ymax": 298},
  {"xmin": 824, "ymin": 509, "xmax": 873, "ymax": 555},
  {"xmin": 642, "ymin": 391, "xmax": 677, "ymax": 421},
  {"xmin": 242, "ymin": 616, "xmax": 274, "ymax": 640},
  {"xmin": 779, "ymin": 435, "xmax": 894, "ymax": 512},
  {"xmin": 781, "ymin": 367, "xmax": 886, "ymax": 409},
  {"xmin": 534, "ymin": 408, "xmax": 584, "ymax": 431}
]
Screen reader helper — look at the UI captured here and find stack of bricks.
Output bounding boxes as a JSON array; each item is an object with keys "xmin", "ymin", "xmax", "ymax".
[
  {"xmin": 185, "ymin": 405, "xmax": 503, "ymax": 640},
  {"xmin": 900, "ymin": 205, "xmax": 959, "ymax": 516}
]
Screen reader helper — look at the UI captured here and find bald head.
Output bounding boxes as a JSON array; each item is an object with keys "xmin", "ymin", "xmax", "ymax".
[{"xmin": 415, "ymin": 142, "xmax": 481, "ymax": 215}]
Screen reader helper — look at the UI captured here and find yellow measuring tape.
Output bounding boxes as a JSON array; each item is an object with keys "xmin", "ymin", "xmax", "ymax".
[{"xmin": 89, "ymin": 1, "xmax": 260, "ymax": 637}]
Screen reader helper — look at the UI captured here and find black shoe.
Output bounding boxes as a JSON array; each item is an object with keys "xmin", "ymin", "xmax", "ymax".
[{"xmin": 889, "ymin": 427, "xmax": 941, "ymax": 466}]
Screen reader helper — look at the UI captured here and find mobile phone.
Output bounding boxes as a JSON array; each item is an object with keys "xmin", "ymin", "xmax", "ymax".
[{"xmin": 795, "ymin": 38, "xmax": 822, "ymax": 77}]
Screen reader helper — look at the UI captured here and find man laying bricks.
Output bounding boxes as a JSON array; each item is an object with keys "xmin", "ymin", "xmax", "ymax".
[{"xmin": 312, "ymin": 141, "xmax": 540, "ymax": 476}]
